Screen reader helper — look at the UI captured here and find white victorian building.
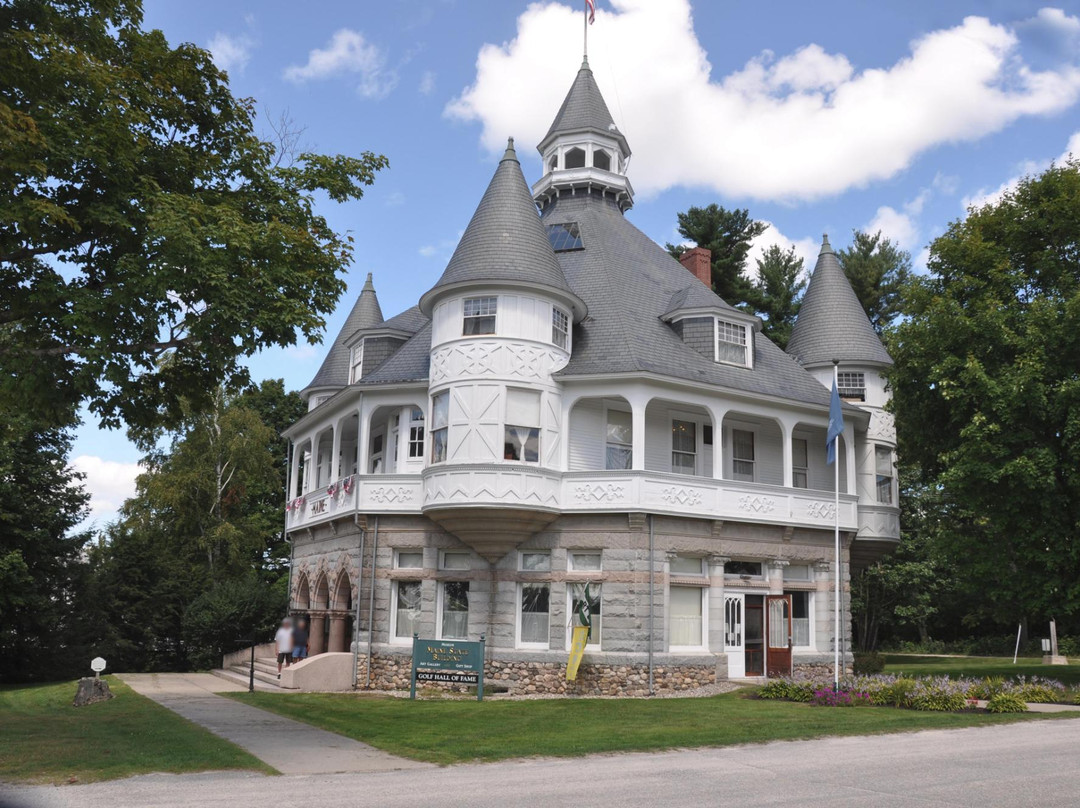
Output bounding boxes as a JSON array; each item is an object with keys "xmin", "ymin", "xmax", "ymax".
[{"xmin": 282, "ymin": 59, "xmax": 899, "ymax": 694}]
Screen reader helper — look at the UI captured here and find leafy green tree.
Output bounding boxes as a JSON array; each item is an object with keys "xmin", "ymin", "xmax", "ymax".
[
  {"xmin": 666, "ymin": 204, "xmax": 767, "ymax": 305},
  {"xmin": 747, "ymin": 244, "xmax": 805, "ymax": 349},
  {"xmin": 0, "ymin": 415, "xmax": 94, "ymax": 682},
  {"xmin": 889, "ymin": 159, "xmax": 1080, "ymax": 629},
  {"xmin": 0, "ymin": 0, "xmax": 387, "ymax": 431},
  {"xmin": 182, "ymin": 573, "xmax": 287, "ymax": 670},
  {"xmin": 836, "ymin": 230, "xmax": 912, "ymax": 332}
]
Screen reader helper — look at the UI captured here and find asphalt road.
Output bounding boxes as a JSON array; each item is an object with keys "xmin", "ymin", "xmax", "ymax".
[{"xmin": 5, "ymin": 717, "xmax": 1080, "ymax": 808}]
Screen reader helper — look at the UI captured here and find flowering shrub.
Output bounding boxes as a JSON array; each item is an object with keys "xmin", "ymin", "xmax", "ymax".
[
  {"xmin": 758, "ymin": 677, "xmax": 815, "ymax": 702},
  {"xmin": 907, "ymin": 677, "xmax": 970, "ymax": 712},
  {"xmin": 810, "ymin": 687, "xmax": 872, "ymax": 707},
  {"xmin": 986, "ymin": 692, "xmax": 1028, "ymax": 713},
  {"xmin": 1008, "ymin": 676, "xmax": 1066, "ymax": 704}
]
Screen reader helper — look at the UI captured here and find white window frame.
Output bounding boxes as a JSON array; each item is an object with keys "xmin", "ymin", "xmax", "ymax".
[
  {"xmin": 604, "ymin": 405, "xmax": 633, "ymax": 470},
  {"xmin": 504, "ymin": 388, "xmax": 541, "ymax": 464},
  {"xmin": 407, "ymin": 407, "xmax": 425, "ymax": 459},
  {"xmin": 518, "ymin": 551, "xmax": 551, "ymax": 572},
  {"xmin": 394, "ymin": 549, "xmax": 424, "ymax": 569},
  {"xmin": 724, "ymin": 559, "xmax": 764, "ymax": 579},
  {"xmin": 516, "ymin": 582, "xmax": 551, "ymax": 649},
  {"xmin": 349, "ymin": 339, "xmax": 365, "ymax": 384},
  {"xmin": 714, "ymin": 318, "xmax": 751, "ymax": 368},
  {"xmin": 436, "ymin": 579, "xmax": 470, "ymax": 641},
  {"xmin": 786, "ymin": 590, "xmax": 815, "ymax": 650},
  {"xmin": 462, "ymin": 296, "xmax": 497, "ymax": 336},
  {"xmin": 439, "ymin": 550, "xmax": 471, "ymax": 571},
  {"xmin": 552, "ymin": 306, "xmax": 570, "ymax": 351},
  {"xmin": 731, "ymin": 428, "xmax": 755, "ymax": 482},
  {"xmin": 671, "ymin": 418, "xmax": 698, "ymax": 475},
  {"xmin": 390, "ymin": 579, "xmax": 422, "ymax": 644},
  {"xmin": 876, "ymin": 445, "xmax": 894, "ymax": 504},
  {"xmin": 430, "ymin": 391, "xmax": 449, "ymax": 464},
  {"xmin": 668, "ymin": 584, "xmax": 708, "ymax": 652},
  {"xmin": 792, "ymin": 437, "xmax": 809, "ymax": 489},
  {"xmin": 838, "ymin": 371, "xmax": 866, "ymax": 401}
]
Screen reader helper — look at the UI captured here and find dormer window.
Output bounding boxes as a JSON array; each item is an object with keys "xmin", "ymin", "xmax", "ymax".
[
  {"xmin": 463, "ymin": 296, "xmax": 497, "ymax": 336},
  {"xmin": 552, "ymin": 307, "xmax": 569, "ymax": 350},
  {"xmin": 837, "ymin": 372, "xmax": 866, "ymax": 401},
  {"xmin": 716, "ymin": 319, "xmax": 749, "ymax": 367},
  {"xmin": 593, "ymin": 149, "xmax": 611, "ymax": 171},
  {"xmin": 564, "ymin": 147, "xmax": 586, "ymax": 169},
  {"xmin": 349, "ymin": 339, "xmax": 364, "ymax": 383}
]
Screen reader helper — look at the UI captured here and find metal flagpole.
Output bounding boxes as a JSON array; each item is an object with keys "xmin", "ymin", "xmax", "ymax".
[
  {"xmin": 833, "ymin": 360, "xmax": 841, "ymax": 689},
  {"xmin": 583, "ymin": 0, "xmax": 588, "ymax": 58}
]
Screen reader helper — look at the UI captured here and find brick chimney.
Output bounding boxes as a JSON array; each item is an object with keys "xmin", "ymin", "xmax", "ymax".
[{"xmin": 679, "ymin": 247, "xmax": 711, "ymax": 287}]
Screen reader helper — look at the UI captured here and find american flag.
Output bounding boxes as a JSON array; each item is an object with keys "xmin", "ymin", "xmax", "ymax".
[{"xmin": 586, "ymin": 0, "xmax": 596, "ymax": 24}]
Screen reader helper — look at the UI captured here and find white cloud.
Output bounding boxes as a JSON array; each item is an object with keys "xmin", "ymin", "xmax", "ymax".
[
  {"xmin": 284, "ymin": 29, "xmax": 397, "ymax": 99},
  {"xmin": 962, "ymin": 129, "xmax": 1080, "ymax": 209},
  {"xmin": 70, "ymin": 455, "xmax": 141, "ymax": 527},
  {"xmin": 419, "ymin": 70, "xmax": 437, "ymax": 95},
  {"xmin": 865, "ymin": 205, "xmax": 919, "ymax": 251},
  {"xmin": 208, "ymin": 31, "xmax": 254, "ymax": 74},
  {"xmin": 418, "ymin": 245, "xmax": 438, "ymax": 257},
  {"xmin": 447, "ymin": 1, "xmax": 1080, "ymax": 201}
]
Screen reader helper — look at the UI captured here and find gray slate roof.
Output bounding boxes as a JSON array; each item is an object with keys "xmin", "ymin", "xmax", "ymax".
[
  {"xmin": 662, "ymin": 278, "xmax": 739, "ymax": 320},
  {"xmin": 787, "ymin": 236, "xmax": 893, "ymax": 367},
  {"xmin": 420, "ymin": 139, "xmax": 576, "ymax": 312},
  {"xmin": 541, "ymin": 58, "xmax": 629, "ymax": 154},
  {"xmin": 304, "ymin": 272, "xmax": 384, "ymax": 393},
  {"xmin": 544, "ymin": 195, "xmax": 833, "ymax": 407},
  {"xmin": 355, "ymin": 322, "xmax": 432, "ymax": 386}
]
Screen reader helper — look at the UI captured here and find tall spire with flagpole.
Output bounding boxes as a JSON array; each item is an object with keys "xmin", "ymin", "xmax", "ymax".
[{"xmin": 584, "ymin": 0, "xmax": 596, "ymax": 58}]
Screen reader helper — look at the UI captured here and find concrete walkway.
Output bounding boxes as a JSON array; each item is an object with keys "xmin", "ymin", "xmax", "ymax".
[{"xmin": 118, "ymin": 673, "xmax": 431, "ymax": 775}]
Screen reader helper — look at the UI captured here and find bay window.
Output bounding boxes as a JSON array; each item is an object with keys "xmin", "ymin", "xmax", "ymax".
[
  {"xmin": 463, "ymin": 296, "xmax": 497, "ymax": 335},
  {"xmin": 504, "ymin": 389, "xmax": 540, "ymax": 462},
  {"xmin": 876, "ymin": 446, "xmax": 894, "ymax": 504},
  {"xmin": 552, "ymin": 307, "xmax": 569, "ymax": 350},
  {"xmin": 431, "ymin": 392, "xmax": 449, "ymax": 463}
]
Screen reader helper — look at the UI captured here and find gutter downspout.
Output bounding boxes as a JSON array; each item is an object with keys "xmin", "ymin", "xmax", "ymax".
[
  {"xmin": 365, "ymin": 516, "xmax": 379, "ymax": 689},
  {"xmin": 283, "ymin": 441, "xmax": 293, "ymax": 614},
  {"xmin": 648, "ymin": 514, "xmax": 655, "ymax": 696},
  {"xmin": 351, "ymin": 516, "xmax": 366, "ymax": 690}
]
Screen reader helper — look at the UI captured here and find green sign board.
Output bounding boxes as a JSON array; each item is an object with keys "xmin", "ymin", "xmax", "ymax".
[{"xmin": 410, "ymin": 635, "xmax": 486, "ymax": 701}]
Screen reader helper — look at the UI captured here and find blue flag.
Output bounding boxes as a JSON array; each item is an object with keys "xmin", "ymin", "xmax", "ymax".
[{"xmin": 827, "ymin": 378, "xmax": 844, "ymax": 465}]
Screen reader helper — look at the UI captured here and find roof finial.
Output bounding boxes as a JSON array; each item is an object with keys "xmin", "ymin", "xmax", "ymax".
[
  {"xmin": 501, "ymin": 137, "xmax": 517, "ymax": 162},
  {"xmin": 820, "ymin": 233, "xmax": 833, "ymax": 254},
  {"xmin": 361, "ymin": 272, "xmax": 375, "ymax": 292}
]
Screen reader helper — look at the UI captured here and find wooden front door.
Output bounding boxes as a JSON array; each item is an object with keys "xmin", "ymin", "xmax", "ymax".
[{"xmin": 766, "ymin": 594, "xmax": 792, "ymax": 678}]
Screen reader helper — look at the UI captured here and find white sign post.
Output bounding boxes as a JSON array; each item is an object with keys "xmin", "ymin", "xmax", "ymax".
[{"xmin": 90, "ymin": 657, "xmax": 107, "ymax": 679}]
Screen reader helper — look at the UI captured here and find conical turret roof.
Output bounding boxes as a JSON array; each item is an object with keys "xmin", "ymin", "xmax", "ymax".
[
  {"xmin": 304, "ymin": 272, "xmax": 385, "ymax": 394},
  {"xmin": 538, "ymin": 58, "xmax": 629, "ymax": 154},
  {"xmin": 787, "ymin": 235, "xmax": 892, "ymax": 367},
  {"xmin": 420, "ymin": 139, "xmax": 583, "ymax": 316}
]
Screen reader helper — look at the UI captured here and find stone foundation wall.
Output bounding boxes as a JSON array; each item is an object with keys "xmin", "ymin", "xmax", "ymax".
[{"xmin": 355, "ymin": 651, "xmax": 718, "ymax": 697}]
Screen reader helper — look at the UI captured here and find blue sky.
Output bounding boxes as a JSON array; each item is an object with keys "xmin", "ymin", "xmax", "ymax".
[{"xmin": 70, "ymin": 0, "xmax": 1080, "ymax": 528}]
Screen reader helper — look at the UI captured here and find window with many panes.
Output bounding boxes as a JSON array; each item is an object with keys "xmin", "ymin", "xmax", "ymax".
[
  {"xmin": 837, "ymin": 372, "xmax": 866, "ymax": 401},
  {"xmin": 732, "ymin": 429, "xmax": 755, "ymax": 481},
  {"xmin": 716, "ymin": 319, "xmax": 748, "ymax": 366},
  {"xmin": 605, "ymin": 409, "xmax": 632, "ymax": 470},
  {"xmin": 672, "ymin": 420, "xmax": 697, "ymax": 474},
  {"xmin": 350, "ymin": 339, "xmax": 364, "ymax": 384},
  {"xmin": 431, "ymin": 392, "xmax": 449, "ymax": 463},
  {"xmin": 552, "ymin": 307, "xmax": 569, "ymax": 350},
  {"xmin": 876, "ymin": 446, "xmax": 893, "ymax": 504},
  {"xmin": 463, "ymin": 296, "xmax": 497, "ymax": 336},
  {"xmin": 504, "ymin": 389, "xmax": 540, "ymax": 462},
  {"xmin": 792, "ymin": 438, "xmax": 809, "ymax": 488},
  {"xmin": 408, "ymin": 408, "xmax": 425, "ymax": 458}
]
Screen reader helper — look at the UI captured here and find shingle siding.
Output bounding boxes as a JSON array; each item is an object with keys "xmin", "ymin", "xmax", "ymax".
[
  {"xmin": 362, "ymin": 336, "xmax": 407, "ymax": 378},
  {"xmin": 672, "ymin": 317, "xmax": 714, "ymax": 361}
]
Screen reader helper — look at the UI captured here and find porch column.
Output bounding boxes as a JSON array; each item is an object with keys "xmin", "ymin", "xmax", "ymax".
[
  {"xmin": 309, "ymin": 614, "xmax": 327, "ymax": 655},
  {"xmin": 768, "ymin": 560, "xmax": 788, "ymax": 595},
  {"xmin": 706, "ymin": 406, "xmax": 727, "ymax": 480},
  {"xmin": 707, "ymin": 555, "xmax": 729, "ymax": 655},
  {"xmin": 330, "ymin": 422, "xmax": 342, "ymax": 481},
  {"xmin": 303, "ymin": 433, "xmax": 316, "ymax": 492},
  {"xmin": 844, "ymin": 422, "xmax": 857, "ymax": 495},
  {"xmin": 288, "ymin": 443, "xmax": 301, "ymax": 499},
  {"xmin": 779, "ymin": 419, "xmax": 794, "ymax": 488},
  {"xmin": 357, "ymin": 402, "xmax": 371, "ymax": 477},
  {"xmin": 631, "ymin": 401, "xmax": 647, "ymax": 471},
  {"xmin": 328, "ymin": 614, "xmax": 348, "ymax": 653}
]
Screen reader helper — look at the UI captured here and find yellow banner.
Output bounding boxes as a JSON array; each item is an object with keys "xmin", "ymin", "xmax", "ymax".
[{"xmin": 566, "ymin": 625, "xmax": 589, "ymax": 680}]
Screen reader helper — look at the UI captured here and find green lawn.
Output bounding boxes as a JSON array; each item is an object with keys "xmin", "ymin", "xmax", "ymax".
[
  {"xmin": 883, "ymin": 654, "xmax": 1080, "ymax": 687},
  {"xmin": 0, "ymin": 677, "xmax": 273, "ymax": 784},
  {"xmin": 229, "ymin": 689, "xmax": 1077, "ymax": 766}
]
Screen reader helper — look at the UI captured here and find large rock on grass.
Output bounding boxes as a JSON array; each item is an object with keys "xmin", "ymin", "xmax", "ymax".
[{"xmin": 73, "ymin": 677, "xmax": 114, "ymax": 707}]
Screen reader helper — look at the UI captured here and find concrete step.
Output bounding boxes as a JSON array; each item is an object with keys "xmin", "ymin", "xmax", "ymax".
[
  {"xmin": 210, "ymin": 667, "xmax": 295, "ymax": 692},
  {"xmin": 226, "ymin": 662, "xmax": 300, "ymax": 689}
]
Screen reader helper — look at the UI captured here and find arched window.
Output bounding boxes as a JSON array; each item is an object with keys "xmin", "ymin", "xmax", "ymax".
[
  {"xmin": 564, "ymin": 147, "xmax": 586, "ymax": 169},
  {"xmin": 593, "ymin": 149, "xmax": 611, "ymax": 171}
]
